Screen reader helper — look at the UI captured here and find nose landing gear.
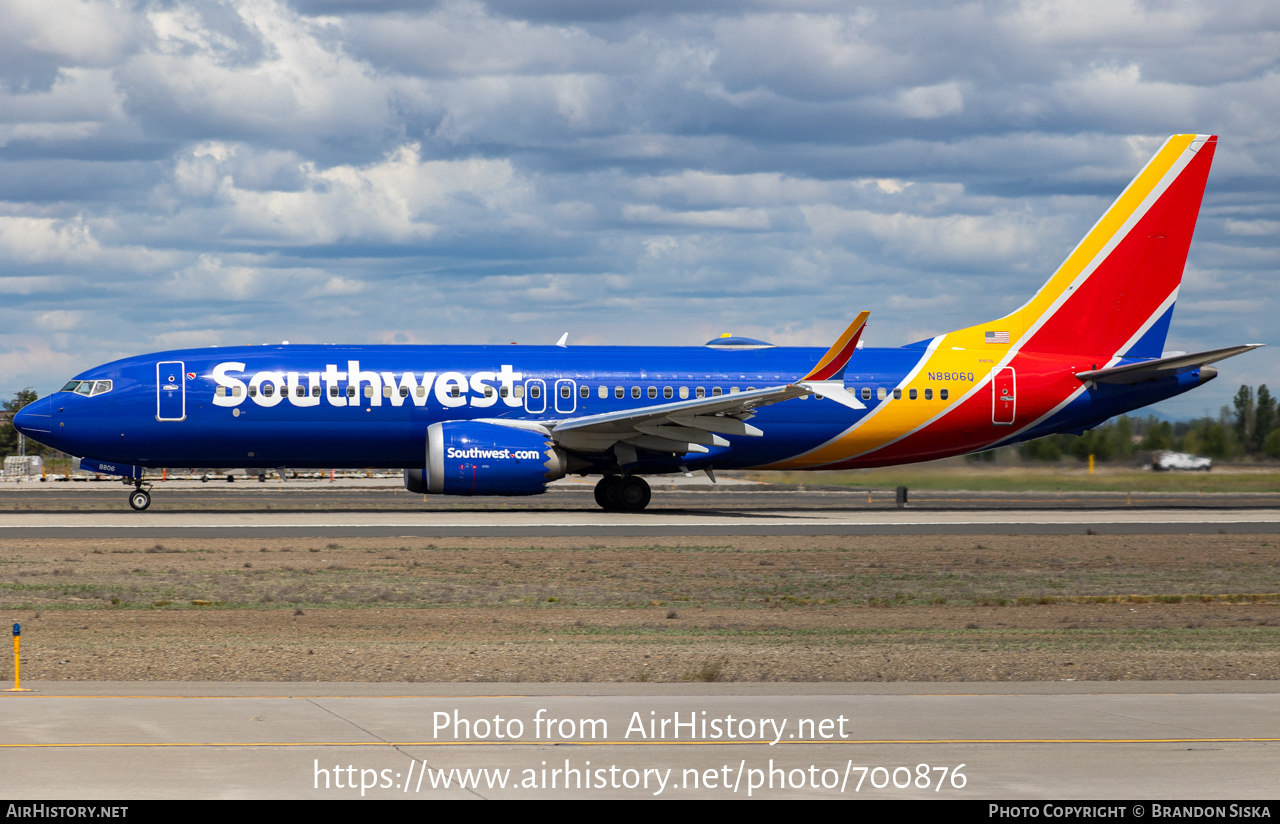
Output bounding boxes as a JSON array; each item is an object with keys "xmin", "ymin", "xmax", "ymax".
[
  {"xmin": 127, "ymin": 481, "xmax": 152, "ymax": 511},
  {"xmin": 593, "ymin": 475, "xmax": 651, "ymax": 512}
]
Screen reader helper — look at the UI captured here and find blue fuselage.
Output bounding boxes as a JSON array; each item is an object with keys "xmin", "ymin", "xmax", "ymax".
[{"xmin": 15, "ymin": 342, "xmax": 1206, "ymax": 474}]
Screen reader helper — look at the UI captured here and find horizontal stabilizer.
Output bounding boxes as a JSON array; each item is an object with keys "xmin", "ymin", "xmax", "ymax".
[{"xmin": 1075, "ymin": 344, "xmax": 1263, "ymax": 385}]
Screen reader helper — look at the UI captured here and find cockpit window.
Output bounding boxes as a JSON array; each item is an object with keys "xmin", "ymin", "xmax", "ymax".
[{"xmin": 60, "ymin": 379, "xmax": 113, "ymax": 396}]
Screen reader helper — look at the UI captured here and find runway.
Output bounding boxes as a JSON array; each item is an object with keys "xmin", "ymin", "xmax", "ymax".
[
  {"xmin": 2, "ymin": 480, "xmax": 1280, "ymax": 537},
  {"xmin": 3, "ymin": 682, "xmax": 1278, "ymax": 799},
  {"xmin": 1, "ymin": 507, "xmax": 1279, "ymax": 538}
]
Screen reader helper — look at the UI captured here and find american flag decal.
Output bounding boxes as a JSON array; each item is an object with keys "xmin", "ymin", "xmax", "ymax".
[{"xmin": 985, "ymin": 330, "xmax": 1010, "ymax": 344}]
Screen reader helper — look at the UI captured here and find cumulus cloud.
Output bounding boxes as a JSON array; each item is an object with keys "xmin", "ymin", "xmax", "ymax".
[
  {"xmin": 0, "ymin": 215, "xmax": 101, "ymax": 263},
  {"xmin": 153, "ymin": 140, "xmax": 528, "ymax": 246}
]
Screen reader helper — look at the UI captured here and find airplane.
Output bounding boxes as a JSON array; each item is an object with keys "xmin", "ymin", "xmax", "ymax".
[{"xmin": 13, "ymin": 133, "xmax": 1261, "ymax": 512}]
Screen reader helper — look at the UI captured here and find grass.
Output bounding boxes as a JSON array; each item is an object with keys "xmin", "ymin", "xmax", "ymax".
[
  {"xmin": 6, "ymin": 559, "xmax": 1280, "ymax": 612},
  {"xmin": 683, "ymin": 657, "xmax": 727, "ymax": 682},
  {"xmin": 4, "ymin": 534, "xmax": 1280, "ymax": 617}
]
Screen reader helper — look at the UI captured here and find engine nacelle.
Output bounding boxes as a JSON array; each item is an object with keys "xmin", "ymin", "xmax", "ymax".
[{"xmin": 404, "ymin": 421, "xmax": 567, "ymax": 496}]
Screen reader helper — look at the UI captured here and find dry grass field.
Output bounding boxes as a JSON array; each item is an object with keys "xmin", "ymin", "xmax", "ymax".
[{"xmin": 3, "ymin": 532, "xmax": 1279, "ymax": 683}]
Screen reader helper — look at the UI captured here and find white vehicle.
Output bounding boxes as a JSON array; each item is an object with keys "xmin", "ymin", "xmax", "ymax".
[{"xmin": 1153, "ymin": 451, "xmax": 1212, "ymax": 472}]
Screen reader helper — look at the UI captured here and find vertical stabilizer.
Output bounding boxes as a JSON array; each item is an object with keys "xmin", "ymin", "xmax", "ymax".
[{"xmin": 1005, "ymin": 134, "xmax": 1217, "ymax": 360}]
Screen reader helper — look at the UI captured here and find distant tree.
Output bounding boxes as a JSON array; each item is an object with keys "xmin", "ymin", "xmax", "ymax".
[
  {"xmin": 1254, "ymin": 385, "xmax": 1274, "ymax": 454},
  {"xmin": 0, "ymin": 389, "xmax": 40, "ymax": 457},
  {"xmin": 1139, "ymin": 418, "xmax": 1174, "ymax": 451},
  {"xmin": 1075, "ymin": 427, "xmax": 1113, "ymax": 461},
  {"xmin": 1111, "ymin": 415, "xmax": 1134, "ymax": 459},
  {"xmin": 1184, "ymin": 416, "xmax": 1237, "ymax": 460},
  {"xmin": 1233, "ymin": 385, "xmax": 1254, "ymax": 452},
  {"xmin": 1018, "ymin": 436, "xmax": 1062, "ymax": 461},
  {"xmin": 1266, "ymin": 429, "xmax": 1280, "ymax": 459}
]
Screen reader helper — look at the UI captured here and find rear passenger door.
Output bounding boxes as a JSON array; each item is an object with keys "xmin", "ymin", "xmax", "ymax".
[{"xmin": 991, "ymin": 367, "xmax": 1015, "ymax": 425}]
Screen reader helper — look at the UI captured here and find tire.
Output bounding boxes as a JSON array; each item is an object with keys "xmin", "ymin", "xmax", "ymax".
[
  {"xmin": 128, "ymin": 489, "xmax": 151, "ymax": 511},
  {"xmin": 615, "ymin": 476, "xmax": 651, "ymax": 512},
  {"xmin": 594, "ymin": 476, "xmax": 621, "ymax": 510}
]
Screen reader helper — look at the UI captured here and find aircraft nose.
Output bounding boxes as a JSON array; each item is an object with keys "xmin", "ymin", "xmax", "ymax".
[{"xmin": 12, "ymin": 396, "xmax": 53, "ymax": 435}]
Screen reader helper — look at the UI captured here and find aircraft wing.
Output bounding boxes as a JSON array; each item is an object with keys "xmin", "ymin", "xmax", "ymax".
[
  {"xmin": 1075, "ymin": 344, "xmax": 1263, "ymax": 385},
  {"xmin": 533, "ymin": 312, "xmax": 872, "ymax": 460},
  {"xmin": 547, "ymin": 384, "xmax": 810, "ymax": 456}
]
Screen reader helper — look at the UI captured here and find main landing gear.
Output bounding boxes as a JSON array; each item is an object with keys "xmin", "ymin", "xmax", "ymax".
[
  {"xmin": 593, "ymin": 475, "xmax": 651, "ymax": 512},
  {"xmin": 127, "ymin": 481, "xmax": 152, "ymax": 511}
]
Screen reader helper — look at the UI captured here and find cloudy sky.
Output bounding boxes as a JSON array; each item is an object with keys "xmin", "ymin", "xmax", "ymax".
[{"xmin": 1, "ymin": 0, "xmax": 1277, "ymax": 419}]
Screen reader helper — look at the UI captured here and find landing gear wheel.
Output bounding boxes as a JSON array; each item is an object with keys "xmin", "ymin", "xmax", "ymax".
[
  {"xmin": 615, "ymin": 476, "xmax": 651, "ymax": 512},
  {"xmin": 594, "ymin": 476, "xmax": 622, "ymax": 510},
  {"xmin": 128, "ymin": 489, "xmax": 151, "ymax": 511}
]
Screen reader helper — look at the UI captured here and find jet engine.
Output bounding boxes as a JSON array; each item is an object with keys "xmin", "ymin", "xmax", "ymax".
[{"xmin": 403, "ymin": 421, "xmax": 567, "ymax": 496}]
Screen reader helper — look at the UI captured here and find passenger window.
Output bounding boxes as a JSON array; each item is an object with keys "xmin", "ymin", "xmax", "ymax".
[
  {"xmin": 615, "ymin": 386, "xmax": 624, "ymax": 399},
  {"xmin": 417, "ymin": 386, "xmax": 427, "ymax": 398},
  {"xmin": 451, "ymin": 385, "xmax": 462, "ymax": 398},
  {"xmin": 499, "ymin": 386, "xmax": 509, "ymax": 398},
  {"xmin": 233, "ymin": 386, "xmax": 242, "ymax": 397},
  {"xmin": 215, "ymin": 386, "xmax": 226, "ymax": 397},
  {"xmin": 679, "ymin": 387, "xmax": 689, "ymax": 399},
  {"xmin": 925, "ymin": 388, "xmax": 933, "ymax": 400},
  {"xmin": 729, "ymin": 387, "xmax": 739, "ymax": 394},
  {"xmin": 581, "ymin": 386, "xmax": 589, "ymax": 399},
  {"xmin": 877, "ymin": 388, "xmax": 886, "ymax": 400},
  {"xmin": 330, "ymin": 386, "xmax": 339, "ymax": 397},
  {"xmin": 514, "ymin": 385, "xmax": 524, "ymax": 399},
  {"xmin": 529, "ymin": 385, "xmax": 540, "ymax": 399},
  {"xmin": 696, "ymin": 387, "xmax": 706, "ymax": 398},
  {"xmin": 382, "ymin": 386, "xmax": 392, "ymax": 397},
  {"xmin": 909, "ymin": 388, "xmax": 917, "ymax": 400},
  {"xmin": 647, "ymin": 387, "xmax": 657, "ymax": 399},
  {"xmin": 746, "ymin": 386, "xmax": 755, "ymax": 392},
  {"xmin": 712, "ymin": 387, "xmax": 722, "ymax": 396},
  {"xmin": 313, "ymin": 386, "xmax": 321, "ymax": 397},
  {"xmin": 364, "ymin": 386, "xmax": 373, "ymax": 398},
  {"xmin": 347, "ymin": 386, "xmax": 356, "ymax": 398},
  {"xmin": 940, "ymin": 388, "xmax": 949, "ymax": 400},
  {"xmin": 265, "ymin": 385, "xmax": 277, "ymax": 398},
  {"xmin": 631, "ymin": 386, "xmax": 641, "ymax": 399},
  {"xmin": 561, "ymin": 385, "xmax": 571, "ymax": 399},
  {"xmin": 248, "ymin": 386, "xmax": 258, "ymax": 398},
  {"xmin": 893, "ymin": 388, "xmax": 901, "ymax": 400},
  {"xmin": 401, "ymin": 387, "xmax": 410, "ymax": 398},
  {"xmin": 861, "ymin": 387, "xmax": 871, "ymax": 400},
  {"xmin": 598, "ymin": 386, "xmax": 608, "ymax": 399},
  {"xmin": 485, "ymin": 386, "xmax": 494, "ymax": 398},
  {"xmin": 663, "ymin": 386, "xmax": 673, "ymax": 399}
]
